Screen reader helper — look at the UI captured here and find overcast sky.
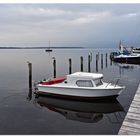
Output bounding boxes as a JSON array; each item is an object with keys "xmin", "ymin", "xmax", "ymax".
[{"xmin": 0, "ymin": 4, "xmax": 140, "ymax": 48}]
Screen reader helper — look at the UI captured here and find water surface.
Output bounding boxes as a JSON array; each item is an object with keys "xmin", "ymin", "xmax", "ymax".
[{"xmin": 0, "ymin": 48, "xmax": 140, "ymax": 134}]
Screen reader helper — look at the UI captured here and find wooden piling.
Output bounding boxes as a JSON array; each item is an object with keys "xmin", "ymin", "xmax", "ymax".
[
  {"xmin": 69, "ymin": 58, "xmax": 72, "ymax": 74},
  {"xmin": 53, "ymin": 58, "xmax": 56, "ymax": 78},
  {"xmin": 27, "ymin": 61, "xmax": 32, "ymax": 100},
  {"xmin": 106, "ymin": 53, "xmax": 108, "ymax": 68},
  {"xmin": 80, "ymin": 56, "xmax": 83, "ymax": 72},
  {"xmin": 88, "ymin": 54, "xmax": 91, "ymax": 72},
  {"xmin": 96, "ymin": 54, "xmax": 98, "ymax": 72},
  {"xmin": 101, "ymin": 54, "xmax": 103, "ymax": 69}
]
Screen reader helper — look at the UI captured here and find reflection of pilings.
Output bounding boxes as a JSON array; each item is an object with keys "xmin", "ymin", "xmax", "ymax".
[
  {"xmin": 119, "ymin": 66, "xmax": 122, "ymax": 78},
  {"xmin": 80, "ymin": 56, "xmax": 83, "ymax": 72},
  {"xmin": 53, "ymin": 58, "xmax": 56, "ymax": 78},
  {"xmin": 101, "ymin": 54, "xmax": 103, "ymax": 69},
  {"xmin": 69, "ymin": 58, "xmax": 72, "ymax": 74},
  {"xmin": 27, "ymin": 61, "xmax": 32, "ymax": 100},
  {"xmin": 106, "ymin": 53, "xmax": 108, "ymax": 68},
  {"xmin": 96, "ymin": 54, "xmax": 98, "ymax": 72},
  {"xmin": 110, "ymin": 57, "xmax": 113, "ymax": 66},
  {"xmin": 109, "ymin": 53, "xmax": 113, "ymax": 66},
  {"xmin": 98, "ymin": 52, "xmax": 100, "ymax": 60}
]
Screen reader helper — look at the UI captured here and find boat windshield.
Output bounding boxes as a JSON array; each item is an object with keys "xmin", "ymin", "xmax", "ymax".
[{"xmin": 94, "ymin": 78, "xmax": 103, "ymax": 87}]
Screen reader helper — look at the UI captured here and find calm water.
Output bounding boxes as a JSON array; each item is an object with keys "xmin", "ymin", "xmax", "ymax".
[{"xmin": 0, "ymin": 48, "xmax": 140, "ymax": 135}]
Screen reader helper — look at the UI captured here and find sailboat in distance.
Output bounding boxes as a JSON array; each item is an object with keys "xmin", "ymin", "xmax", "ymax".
[{"xmin": 45, "ymin": 41, "xmax": 52, "ymax": 52}]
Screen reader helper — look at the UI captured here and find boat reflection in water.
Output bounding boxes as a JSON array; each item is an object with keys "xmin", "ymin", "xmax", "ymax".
[
  {"xmin": 114, "ymin": 62, "xmax": 140, "ymax": 69},
  {"xmin": 113, "ymin": 62, "xmax": 140, "ymax": 77},
  {"xmin": 34, "ymin": 95, "xmax": 124, "ymax": 123}
]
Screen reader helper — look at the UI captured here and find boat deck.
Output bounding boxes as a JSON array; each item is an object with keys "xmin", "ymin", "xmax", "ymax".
[{"xmin": 118, "ymin": 83, "xmax": 140, "ymax": 135}]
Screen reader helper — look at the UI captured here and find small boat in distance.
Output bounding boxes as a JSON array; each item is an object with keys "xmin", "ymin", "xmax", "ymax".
[
  {"xmin": 45, "ymin": 41, "xmax": 52, "ymax": 52},
  {"xmin": 45, "ymin": 47, "xmax": 52, "ymax": 52},
  {"xmin": 35, "ymin": 72, "xmax": 125, "ymax": 99}
]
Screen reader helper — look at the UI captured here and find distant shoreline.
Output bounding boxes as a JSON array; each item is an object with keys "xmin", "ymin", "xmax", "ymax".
[{"xmin": 0, "ymin": 47, "xmax": 84, "ymax": 49}]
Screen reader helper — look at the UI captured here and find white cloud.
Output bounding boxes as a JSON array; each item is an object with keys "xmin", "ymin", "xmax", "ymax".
[
  {"xmin": 126, "ymin": 13, "xmax": 137, "ymax": 17},
  {"xmin": 67, "ymin": 11, "xmax": 111, "ymax": 25},
  {"xmin": 19, "ymin": 7, "xmax": 68, "ymax": 17}
]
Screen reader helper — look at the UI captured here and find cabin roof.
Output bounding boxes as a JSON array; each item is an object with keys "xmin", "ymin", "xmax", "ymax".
[{"xmin": 67, "ymin": 72, "xmax": 103, "ymax": 79}]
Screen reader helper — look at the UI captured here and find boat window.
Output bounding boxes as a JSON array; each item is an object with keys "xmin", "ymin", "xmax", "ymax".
[
  {"xmin": 76, "ymin": 80, "xmax": 93, "ymax": 87},
  {"xmin": 94, "ymin": 79, "xmax": 103, "ymax": 86}
]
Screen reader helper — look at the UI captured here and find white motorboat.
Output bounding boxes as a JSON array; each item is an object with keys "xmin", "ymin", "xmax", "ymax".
[{"xmin": 35, "ymin": 72, "xmax": 124, "ymax": 99}]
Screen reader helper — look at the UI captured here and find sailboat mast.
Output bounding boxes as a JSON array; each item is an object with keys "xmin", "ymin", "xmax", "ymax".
[
  {"xmin": 119, "ymin": 40, "xmax": 123, "ymax": 53},
  {"xmin": 48, "ymin": 40, "xmax": 50, "ymax": 49}
]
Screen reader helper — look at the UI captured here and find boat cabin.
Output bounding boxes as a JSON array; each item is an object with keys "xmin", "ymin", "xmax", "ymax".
[{"xmin": 65, "ymin": 72, "xmax": 103, "ymax": 87}]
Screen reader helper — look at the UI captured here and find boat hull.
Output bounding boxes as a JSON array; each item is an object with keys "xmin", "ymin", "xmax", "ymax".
[
  {"xmin": 112, "ymin": 56, "xmax": 140, "ymax": 64},
  {"xmin": 35, "ymin": 91, "xmax": 119, "ymax": 100},
  {"xmin": 36, "ymin": 85, "xmax": 123, "ymax": 99}
]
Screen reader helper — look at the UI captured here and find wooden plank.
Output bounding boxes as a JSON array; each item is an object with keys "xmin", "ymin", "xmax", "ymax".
[
  {"xmin": 132, "ymin": 100, "xmax": 140, "ymax": 103},
  {"xmin": 130, "ymin": 105, "xmax": 140, "ymax": 110},
  {"xmin": 119, "ymin": 130, "xmax": 128, "ymax": 135},
  {"xmin": 126, "ymin": 112, "xmax": 140, "ymax": 119},
  {"xmin": 133, "ymin": 95, "xmax": 140, "ymax": 99},
  {"xmin": 126, "ymin": 115, "xmax": 140, "ymax": 121},
  {"xmin": 128, "ymin": 110, "xmax": 140, "ymax": 115},
  {"xmin": 123, "ymin": 120, "xmax": 140, "ymax": 129},
  {"xmin": 120, "ymin": 126, "xmax": 140, "ymax": 134},
  {"xmin": 128, "ymin": 106, "xmax": 140, "ymax": 113},
  {"xmin": 131, "ymin": 101, "xmax": 140, "ymax": 107},
  {"xmin": 133, "ymin": 98, "xmax": 140, "ymax": 102},
  {"xmin": 133, "ymin": 97, "xmax": 140, "ymax": 101},
  {"xmin": 134, "ymin": 94, "xmax": 140, "ymax": 98},
  {"xmin": 125, "ymin": 118, "xmax": 140, "ymax": 124},
  {"xmin": 131, "ymin": 102, "xmax": 140, "ymax": 107},
  {"xmin": 119, "ymin": 128, "xmax": 139, "ymax": 135},
  {"xmin": 131, "ymin": 104, "xmax": 140, "ymax": 109}
]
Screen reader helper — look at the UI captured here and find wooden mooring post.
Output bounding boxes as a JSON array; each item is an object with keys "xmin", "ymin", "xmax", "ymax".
[
  {"xmin": 80, "ymin": 56, "xmax": 83, "ymax": 72},
  {"xmin": 69, "ymin": 58, "xmax": 72, "ymax": 74},
  {"xmin": 106, "ymin": 53, "xmax": 108, "ymax": 68},
  {"xmin": 88, "ymin": 53, "xmax": 92, "ymax": 72},
  {"xmin": 53, "ymin": 57, "xmax": 56, "ymax": 78},
  {"xmin": 96, "ymin": 54, "xmax": 98, "ymax": 72},
  {"xmin": 101, "ymin": 54, "xmax": 103, "ymax": 69},
  {"xmin": 27, "ymin": 61, "xmax": 32, "ymax": 100}
]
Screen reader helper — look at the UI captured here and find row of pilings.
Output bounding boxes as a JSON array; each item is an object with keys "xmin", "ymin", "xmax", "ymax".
[{"xmin": 53, "ymin": 52, "xmax": 110, "ymax": 78}]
